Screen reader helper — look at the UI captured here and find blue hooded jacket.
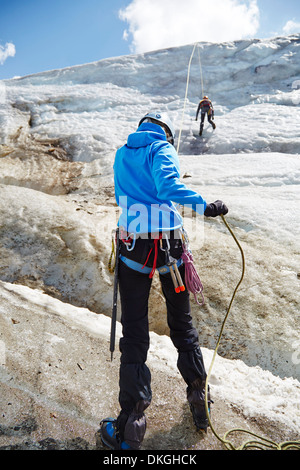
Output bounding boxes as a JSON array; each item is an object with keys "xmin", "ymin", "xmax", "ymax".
[{"xmin": 114, "ymin": 122, "xmax": 207, "ymax": 235}]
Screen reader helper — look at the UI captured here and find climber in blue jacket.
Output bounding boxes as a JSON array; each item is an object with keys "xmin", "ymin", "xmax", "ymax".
[{"xmin": 100, "ymin": 112, "xmax": 228, "ymax": 450}]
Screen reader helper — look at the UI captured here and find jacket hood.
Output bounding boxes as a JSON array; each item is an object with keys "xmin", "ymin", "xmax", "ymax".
[{"xmin": 126, "ymin": 122, "xmax": 167, "ymax": 148}]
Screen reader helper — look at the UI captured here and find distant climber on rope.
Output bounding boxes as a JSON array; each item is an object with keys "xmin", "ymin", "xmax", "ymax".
[{"xmin": 195, "ymin": 96, "xmax": 216, "ymax": 136}]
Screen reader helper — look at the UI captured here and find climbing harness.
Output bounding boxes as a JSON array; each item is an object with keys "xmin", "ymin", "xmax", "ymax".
[
  {"xmin": 203, "ymin": 215, "xmax": 300, "ymax": 450},
  {"xmin": 119, "ymin": 254, "xmax": 183, "ymax": 276},
  {"xmin": 110, "ymin": 230, "xmax": 187, "ymax": 293},
  {"xmin": 109, "ymin": 227, "xmax": 203, "ymax": 298}
]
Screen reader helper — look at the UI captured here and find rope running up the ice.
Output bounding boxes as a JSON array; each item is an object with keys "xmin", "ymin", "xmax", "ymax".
[
  {"xmin": 181, "ymin": 245, "xmax": 204, "ymax": 306},
  {"xmin": 177, "ymin": 42, "xmax": 204, "ymax": 155}
]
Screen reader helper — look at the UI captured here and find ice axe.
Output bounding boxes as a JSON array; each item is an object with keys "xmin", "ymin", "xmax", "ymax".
[{"xmin": 110, "ymin": 228, "xmax": 120, "ymax": 361}]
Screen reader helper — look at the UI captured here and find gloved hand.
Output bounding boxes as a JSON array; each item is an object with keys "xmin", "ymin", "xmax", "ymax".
[{"xmin": 204, "ymin": 200, "xmax": 228, "ymax": 217}]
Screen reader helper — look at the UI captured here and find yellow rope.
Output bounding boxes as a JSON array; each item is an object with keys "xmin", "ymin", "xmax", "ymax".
[
  {"xmin": 176, "ymin": 45, "xmax": 299, "ymax": 449},
  {"xmin": 204, "ymin": 215, "xmax": 300, "ymax": 450}
]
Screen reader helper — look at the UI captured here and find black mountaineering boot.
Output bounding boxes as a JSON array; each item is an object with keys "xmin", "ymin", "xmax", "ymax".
[
  {"xmin": 100, "ymin": 403, "xmax": 148, "ymax": 450},
  {"xmin": 99, "ymin": 418, "xmax": 132, "ymax": 450},
  {"xmin": 187, "ymin": 378, "xmax": 213, "ymax": 432}
]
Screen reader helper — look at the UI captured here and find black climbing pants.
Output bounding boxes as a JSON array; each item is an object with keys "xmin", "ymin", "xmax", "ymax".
[
  {"xmin": 117, "ymin": 234, "xmax": 207, "ymax": 439},
  {"xmin": 200, "ymin": 111, "xmax": 214, "ymax": 130}
]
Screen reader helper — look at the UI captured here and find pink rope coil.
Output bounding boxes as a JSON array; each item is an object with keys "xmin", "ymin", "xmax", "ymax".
[{"xmin": 181, "ymin": 247, "xmax": 204, "ymax": 306}]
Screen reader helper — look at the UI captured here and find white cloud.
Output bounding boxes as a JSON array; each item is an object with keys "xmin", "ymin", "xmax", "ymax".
[
  {"xmin": 0, "ymin": 42, "xmax": 16, "ymax": 65},
  {"xmin": 283, "ymin": 20, "xmax": 300, "ymax": 35},
  {"xmin": 119, "ymin": 0, "xmax": 260, "ymax": 53}
]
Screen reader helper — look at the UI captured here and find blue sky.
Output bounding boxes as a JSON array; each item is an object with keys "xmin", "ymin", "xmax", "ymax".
[{"xmin": 0, "ymin": 0, "xmax": 299, "ymax": 80}]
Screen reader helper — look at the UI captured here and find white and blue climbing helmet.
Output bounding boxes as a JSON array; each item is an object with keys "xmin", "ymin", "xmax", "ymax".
[{"xmin": 139, "ymin": 111, "xmax": 176, "ymax": 145}]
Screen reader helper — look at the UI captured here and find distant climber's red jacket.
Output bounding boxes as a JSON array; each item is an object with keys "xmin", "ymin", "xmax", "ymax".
[{"xmin": 196, "ymin": 98, "xmax": 214, "ymax": 120}]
